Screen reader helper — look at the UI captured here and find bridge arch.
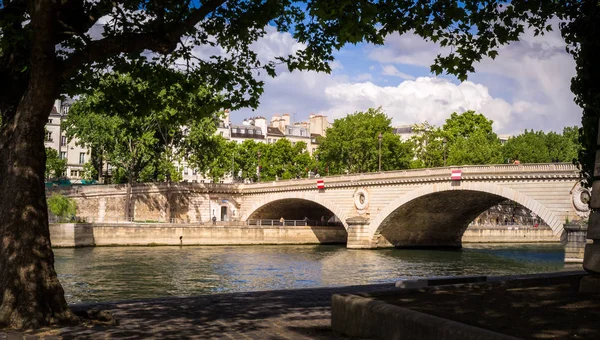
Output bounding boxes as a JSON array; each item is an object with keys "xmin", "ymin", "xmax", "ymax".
[
  {"xmin": 242, "ymin": 192, "xmax": 350, "ymax": 228},
  {"xmin": 368, "ymin": 181, "xmax": 566, "ymax": 248}
]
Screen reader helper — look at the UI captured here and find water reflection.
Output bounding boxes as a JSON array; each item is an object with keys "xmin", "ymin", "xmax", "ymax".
[{"xmin": 53, "ymin": 243, "xmax": 566, "ymax": 304}]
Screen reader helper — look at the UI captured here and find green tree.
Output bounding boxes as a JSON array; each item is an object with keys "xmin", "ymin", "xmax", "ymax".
[
  {"xmin": 81, "ymin": 162, "xmax": 98, "ymax": 182},
  {"xmin": 318, "ymin": 108, "xmax": 412, "ymax": 174},
  {"xmin": 45, "ymin": 148, "xmax": 66, "ymax": 179},
  {"xmin": 408, "ymin": 122, "xmax": 444, "ymax": 169},
  {"xmin": 502, "ymin": 130, "xmax": 550, "ymax": 163},
  {"xmin": 442, "ymin": 111, "xmax": 502, "ymax": 166},
  {"xmin": 446, "ymin": 130, "xmax": 503, "ymax": 165},
  {"xmin": 0, "ymin": 0, "xmax": 596, "ymax": 329},
  {"xmin": 442, "ymin": 111, "xmax": 495, "ymax": 143},
  {"xmin": 46, "ymin": 194, "xmax": 76, "ymax": 222}
]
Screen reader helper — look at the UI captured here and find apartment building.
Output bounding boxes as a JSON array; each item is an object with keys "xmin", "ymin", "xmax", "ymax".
[{"xmin": 44, "ymin": 100, "xmax": 91, "ymax": 179}]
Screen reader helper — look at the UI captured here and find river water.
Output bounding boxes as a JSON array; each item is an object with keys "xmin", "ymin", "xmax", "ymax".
[{"xmin": 54, "ymin": 243, "xmax": 569, "ymax": 304}]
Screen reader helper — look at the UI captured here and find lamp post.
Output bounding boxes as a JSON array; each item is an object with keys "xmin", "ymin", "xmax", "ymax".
[
  {"xmin": 231, "ymin": 151, "xmax": 235, "ymax": 183},
  {"xmin": 257, "ymin": 150, "xmax": 261, "ymax": 182},
  {"xmin": 442, "ymin": 137, "xmax": 447, "ymax": 167},
  {"xmin": 316, "ymin": 154, "xmax": 319, "ymax": 176},
  {"xmin": 378, "ymin": 132, "xmax": 383, "ymax": 172}
]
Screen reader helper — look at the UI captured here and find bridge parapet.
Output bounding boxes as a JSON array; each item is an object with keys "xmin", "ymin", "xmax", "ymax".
[{"xmin": 238, "ymin": 163, "xmax": 580, "ymax": 193}]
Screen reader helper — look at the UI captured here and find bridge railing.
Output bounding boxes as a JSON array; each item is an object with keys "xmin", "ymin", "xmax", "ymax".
[{"xmin": 246, "ymin": 219, "xmax": 341, "ymax": 227}]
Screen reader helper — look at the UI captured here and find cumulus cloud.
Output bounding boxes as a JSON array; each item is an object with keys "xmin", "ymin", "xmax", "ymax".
[
  {"xmin": 321, "ymin": 77, "xmax": 513, "ymax": 130},
  {"xmin": 364, "ymin": 21, "xmax": 580, "ymax": 133},
  {"xmin": 381, "ymin": 65, "xmax": 415, "ymax": 80}
]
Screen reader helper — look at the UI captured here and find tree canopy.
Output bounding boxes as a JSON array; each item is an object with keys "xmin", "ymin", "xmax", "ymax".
[{"xmin": 317, "ymin": 108, "xmax": 413, "ymax": 174}]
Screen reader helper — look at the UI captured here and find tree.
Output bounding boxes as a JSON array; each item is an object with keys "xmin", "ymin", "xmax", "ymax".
[
  {"xmin": 501, "ymin": 128, "xmax": 582, "ymax": 164},
  {"xmin": 0, "ymin": 0, "xmax": 596, "ymax": 330},
  {"xmin": 442, "ymin": 111, "xmax": 495, "ymax": 144},
  {"xmin": 45, "ymin": 148, "xmax": 66, "ymax": 179},
  {"xmin": 318, "ymin": 108, "xmax": 412, "ymax": 174},
  {"xmin": 46, "ymin": 194, "xmax": 76, "ymax": 222},
  {"xmin": 408, "ymin": 122, "xmax": 444, "ymax": 168},
  {"xmin": 442, "ymin": 111, "xmax": 502, "ymax": 166},
  {"xmin": 446, "ymin": 129, "xmax": 503, "ymax": 165}
]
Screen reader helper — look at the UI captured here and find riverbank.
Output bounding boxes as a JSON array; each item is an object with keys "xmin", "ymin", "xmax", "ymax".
[
  {"xmin": 2, "ymin": 271, "xmax": 591, "ymax": 339},
  {"xmin": 49, "ymin": 223, "xmax": 558, "ymax": 248}
]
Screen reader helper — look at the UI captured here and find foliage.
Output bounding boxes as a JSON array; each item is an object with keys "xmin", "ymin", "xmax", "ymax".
[
  {"xmin": 81, "ymin": 162, "xmax": 98, "ymax": 181},
  {"xmin": 47, "ymin": 194, "xmax": 76, "ymax": 222},
  {"xmin": 502, "ymin": 128, "xmax": 580, "ymax": 164},
  {"xmin": 45, "ymin": 148, "xmax": 66, "ymax": 179},
  {"xmin": 317, "ymin": 108, "xmax": 412, "ymax": 174},
  {"xmin": 409, "ymin": 122, "xmax": 444, "ymax": 168},
  {"xmin": 64, "ymin": 68, "xmax": 222, "ymax": 184},
  {"xmin": 447, "ymin": 129, "xmax": 503, "ymax": 165}
]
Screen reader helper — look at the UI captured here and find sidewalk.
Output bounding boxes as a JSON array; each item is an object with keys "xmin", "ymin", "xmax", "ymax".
[{"xmin": 1, "ymin": 283, "xmax": 396, "ymax": 339}]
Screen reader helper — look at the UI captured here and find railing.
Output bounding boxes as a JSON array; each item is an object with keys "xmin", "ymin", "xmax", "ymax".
[
  {"xmin": 49, "ymin": 217, "xmax": 342, "ymax": 227},
  {"xmin": 246, "ymin": 219, "xmax": 341, "ymax": 227}
]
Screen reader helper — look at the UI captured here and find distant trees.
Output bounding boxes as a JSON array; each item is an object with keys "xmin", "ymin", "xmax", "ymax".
[
  {"xmin": 62, "ymin": 107, "xmax": 582, "ymax": 184},
  {"xmin": 317, "ymin": 108, "xmax": 413, "ymax": 174},
  {"xmin": 45, "ymin": 148, "xmax": 66, "ymax": 179},
  {"xmin": 501, "ymin": 127, "xmax": 580, "ymax": 164}
]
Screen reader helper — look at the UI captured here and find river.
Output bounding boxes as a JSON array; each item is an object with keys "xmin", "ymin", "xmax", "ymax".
[{"xmin": 54, "ymin": 243, "xmax": 569, "ymax": 304}]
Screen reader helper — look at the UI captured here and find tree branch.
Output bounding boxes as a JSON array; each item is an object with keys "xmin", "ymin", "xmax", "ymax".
[{"xmin": 59, "ymin": 0, "xmax": 226, "ymax": 80}]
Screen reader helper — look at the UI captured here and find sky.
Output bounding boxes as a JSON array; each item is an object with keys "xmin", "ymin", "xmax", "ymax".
[{"xmin": 233, "ymin": 22, "xmax": 580, "ymax": 135}]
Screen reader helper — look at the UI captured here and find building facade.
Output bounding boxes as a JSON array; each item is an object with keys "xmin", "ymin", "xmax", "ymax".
[{"xmin": 44, "ymin": 100, "xmax": 91, "ymax": 179}]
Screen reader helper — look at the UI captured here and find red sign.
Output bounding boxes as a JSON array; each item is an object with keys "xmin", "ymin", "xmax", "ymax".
[
  {"xmin": 317, "ymin": 179, "xmax": 325, "ymax": 189},
  {"xmin": 451, "ymin": 169, "xmax": 462, "ymax": 181}
]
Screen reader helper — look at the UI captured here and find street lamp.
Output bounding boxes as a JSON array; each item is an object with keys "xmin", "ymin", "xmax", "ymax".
[
  {"xmin": 316, "ymin": 155, "xmax": 319, "ymax": 176},
  {"xmin": 378, "ymin": 132, "xmax": 383, "ymax": 172},
  {"xmin": 442, "ymin": 137, "xmax": 447, "ymax": 167},
  {"xmin": 257, "ymin": 150, "xmax": 261, "ymax": 182}
]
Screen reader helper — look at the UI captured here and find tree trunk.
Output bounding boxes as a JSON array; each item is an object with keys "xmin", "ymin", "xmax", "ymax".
[{"xmin": 0, "ymin": 1, "xmax": 77, "ymax": 329}]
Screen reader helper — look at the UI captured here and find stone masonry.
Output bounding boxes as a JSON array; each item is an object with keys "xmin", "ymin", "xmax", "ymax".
[{"xmin": 53, "ymin": 163, "xmax": 587, "ymax": 249}]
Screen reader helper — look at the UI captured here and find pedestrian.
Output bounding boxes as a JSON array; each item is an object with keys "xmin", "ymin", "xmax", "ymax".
[
  {"xmin": 212, "ymin": 216, "xmax": 217, "ymax": 225},
  {"xmin": 320, "ymin": 216, "xmax": 325, "ymax": 226},
  {"xmin": 279, "ymin": 217, "xmax": 285, "ymax": 225}
]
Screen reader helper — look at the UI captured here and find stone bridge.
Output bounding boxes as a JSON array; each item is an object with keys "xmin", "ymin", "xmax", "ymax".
[{"xmin": 60, "ymin": 163, "xmax": 589, "ymax": 249}]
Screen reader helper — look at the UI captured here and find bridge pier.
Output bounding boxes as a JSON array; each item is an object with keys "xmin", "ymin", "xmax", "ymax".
[{"xmin": 346, "ymin": 216, "xmax": 376, "ymax": 249}]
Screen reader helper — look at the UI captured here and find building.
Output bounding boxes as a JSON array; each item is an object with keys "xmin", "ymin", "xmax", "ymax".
[
  {"xmin": 44, "ymin": 100, "xmax": 91, "ymax": 179},
  {"xmin": 393, "ymin": 124, "xmax": 418, "ymax": 141}
]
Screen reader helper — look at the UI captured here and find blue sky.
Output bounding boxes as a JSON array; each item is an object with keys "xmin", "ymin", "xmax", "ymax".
[{"xmin": 233, "ymin": 21, "xmax": 580, "ymax": 135}]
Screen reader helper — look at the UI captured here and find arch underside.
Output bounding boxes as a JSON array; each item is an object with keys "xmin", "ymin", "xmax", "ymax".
[
  {"xmin": 376, "ymin": 190, "xmax": 507, "ymax": 248},
  {"xmin": 248, "ymin": 198, "xmax": 338, "ymax": 222}
]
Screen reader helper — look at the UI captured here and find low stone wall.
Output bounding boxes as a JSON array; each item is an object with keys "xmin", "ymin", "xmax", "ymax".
[
  {"xmin": 49, "ymin": 223, "xmax": 348, "ymax": 247},
  {"xmin": 461, "ymin": 226, "xmax": 558, "ymax": 243}
]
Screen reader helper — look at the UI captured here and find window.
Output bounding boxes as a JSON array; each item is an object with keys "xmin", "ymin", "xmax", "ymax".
[
  {"xmin": 268, "ymin": 138, "xmax": 272, "ymax": 144},
  {"xmin": 45, "ymin": 131, "xmax": 53, "ymax": 142},
  {"xmin": 60, "ymin": 152, "xmax": 66, "ymax": 160},
  {"xmin": 220, "ymin": 131, "xmax": 224, "ymax": 136},
  {"xmin": 79, "ymin": 152, "xmax": 85, "ymax": 164},
  {"xmin": 71, "ymin": 170, "xmax": 78, "ymax": 177},
  {"xmin": 48, "ymin": 119, "xmax": 53, "ymax": 124},
  {"xmin": 241, "ymin": 128, "xmax": 246, "ymax": 134},
  {"xmin": 61, "ymin": 136, "xmax": 67, "ymax": 145},
  {"xmin": 232, "ymin": 128, "xmax": 238, "ymax": 133},
  {"xmin": 248, "ymin": 129, "xmax": 254, "ymax": 135},
  {"xmin": 288, "ymin": 129, "xmax": 292, "ymax": 134},
  {"xmin": 184, "ymin": 167, "xmax": 189, "ymax": 175}
]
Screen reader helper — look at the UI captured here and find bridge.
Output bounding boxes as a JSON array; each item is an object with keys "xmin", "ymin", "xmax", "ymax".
[{"xmin": 61, "ymin": 163, "xmax": 589, "ymax": 249}]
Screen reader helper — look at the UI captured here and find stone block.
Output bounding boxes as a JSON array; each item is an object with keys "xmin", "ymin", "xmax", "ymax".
[
  {"xmin": 583, "ymin": 243, "xmax": 600, "ymax": 274},
  {"xmin": 579, "ymin": 275, "xmax": 600, "ymax": 293},
  {"xmin": 587, "ymin": 213, "xmax": 600, "ymax": 240},
  {"xmin": 591, "ymin": 181, "xmax": 600, "ymax": 209},
  {"xmin": 593, "ymin": 150, "xmax": 600, "ymax": 177}
]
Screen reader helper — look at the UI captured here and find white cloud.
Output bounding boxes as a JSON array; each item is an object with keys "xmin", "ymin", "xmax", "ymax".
[
  {"xmin": 321, "ymin": 77, "xmax": 514, "ymax": 130},
  {"xmin": 364, "ymin": 21, "xmax": 580, "ymax": 133},
  {"xmin": 381, "ymin": 65, "xmax": 415, "ymax": 80}
]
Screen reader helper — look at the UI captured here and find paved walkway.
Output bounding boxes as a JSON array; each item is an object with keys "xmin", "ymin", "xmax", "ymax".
[{"xmin": 1, "ymin": 283, "xmax": 396, "ymax": 339}]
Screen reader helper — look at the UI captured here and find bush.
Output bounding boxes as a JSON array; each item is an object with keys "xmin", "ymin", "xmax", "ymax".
[{"xmin": 47, "ymin": 194, "xmax": 77, "ymax": 222}]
